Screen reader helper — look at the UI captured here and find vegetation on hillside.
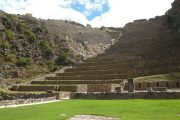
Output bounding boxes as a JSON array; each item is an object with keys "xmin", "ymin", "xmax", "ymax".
[
  {"xmin": 166, "ymin": 0, "xmax": 180, "ymax": 39},
  {"xmin": 0, "ymin": 0, "xmax": 180, "ymax": 87},
  {"xmin": 0, "ymin": 11, "xmax": 72, "ymax": 82}
]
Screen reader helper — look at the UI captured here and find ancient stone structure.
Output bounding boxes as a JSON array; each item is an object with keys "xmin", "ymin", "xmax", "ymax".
[
  {"xmin": 125, "ymin": 80, "xmax": 180, "ymax": 91},
  {"xmin": 127, "ymin": 78, "xmax": 134, "ymax": 92},
  {"xmin": 71, "ymin": 92, "xmax": 180, "ymax": 99},
  {"xmin": 25, "ymin": 13, "xmax": 33, "ymax": 17},
  {"xmin": 9, "ymin": 16, "xmax": 180, "ymax": 99}
]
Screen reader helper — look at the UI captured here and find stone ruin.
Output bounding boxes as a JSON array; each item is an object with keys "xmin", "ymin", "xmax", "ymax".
[{"xmin": 4, "ymin": 16, "xmax": 180, "ymax": 100}]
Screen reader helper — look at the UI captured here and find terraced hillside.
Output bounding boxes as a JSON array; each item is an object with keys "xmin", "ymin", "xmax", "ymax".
[
  {"xmin": 8, "ymin": 0, "xmax": 180, "ymax": 92},
  {"xmin": 104, "ymin": 17, "xmax": 180, "ymax": 76},
  {"xmin": 10, "ymin": 16, "xmax": 180, "ymax": 93},
  {"xmin": 0, "ymin": 10, "xmax": 121, "ymax": 88}
]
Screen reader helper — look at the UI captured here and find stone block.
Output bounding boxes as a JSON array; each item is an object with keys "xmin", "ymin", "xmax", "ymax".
[
  {"xmin": 128, "ymin": 78, "xmax": 134, "ymax": 92},
  {"xmin": 87, "ymin": 84, "xmax": 111, "ymax": 92}
]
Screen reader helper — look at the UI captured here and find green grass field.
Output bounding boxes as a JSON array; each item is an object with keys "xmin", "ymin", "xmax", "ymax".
[{"xmin": 0, "ymin": 99, "xmax": 180, "ymax": 120}]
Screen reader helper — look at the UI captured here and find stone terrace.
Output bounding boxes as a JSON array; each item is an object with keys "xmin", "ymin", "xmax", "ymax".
[{"xmin": 10, "ymin": 18, "xmax": 180, "ymax": 94}]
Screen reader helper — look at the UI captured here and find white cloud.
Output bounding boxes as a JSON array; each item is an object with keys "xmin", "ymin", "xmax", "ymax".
[
  {"xmin": 89, "ymin": 0, "xmax": 175, "ymax": 27},
  {"xmin": 0, "ymin": 0, "xmax": 175, "ymax": 27},
  {"xmin": 0, "ymin": 0, "xmax": 28, "ymax": 14},
  {"xmin": 0, "ymin": 0, "xmax": 88, "ymax": 25}
]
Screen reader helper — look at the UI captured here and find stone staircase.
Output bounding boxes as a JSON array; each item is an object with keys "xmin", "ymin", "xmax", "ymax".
[{"xmin": 10, "ymin": 18, "xmax": 180, "ymax": 93}]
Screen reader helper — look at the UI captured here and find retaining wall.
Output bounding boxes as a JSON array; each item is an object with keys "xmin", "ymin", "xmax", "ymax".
[
  {"xmin": 125, "ymin": 80, "xmax": 180, "ymax": 90},
  {"xmin": 71, "ymin": 92, "xmax": 180, "ymax": 99},
  {"xmin": 87, "ymin": 84, "xmax": 111, "ymax": 92},
  {"xmin": 10, "ymin": 85, "xmax": 77, "ymax": 92}
]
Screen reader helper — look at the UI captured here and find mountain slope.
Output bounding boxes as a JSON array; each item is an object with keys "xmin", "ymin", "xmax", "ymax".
[{"xmin": 0, "ymin": 11, "xmax": 118, "ymax": 85}]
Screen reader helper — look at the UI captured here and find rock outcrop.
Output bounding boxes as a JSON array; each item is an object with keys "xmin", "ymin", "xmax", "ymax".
[{"xmin": 44, "ymin": 19, "xmax": 116, "ymax": 60}]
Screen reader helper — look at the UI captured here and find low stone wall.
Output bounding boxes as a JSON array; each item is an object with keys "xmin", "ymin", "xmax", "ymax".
[
  {"xmin": 10, "ymin": 85, "xmax": 77, "ymax": 92},
  {"xmin": 22, "ymin": 93, "xmax": 56, "ymax": 99},
  {"xmin": 71, "ymin": 92, "xmax": 180, "ymax": 99},
  {"xmin": 18, "ymin": 86, "xmax": 57, "ymax": 91},
  {"xmin": 0, "ymin": 93, "xmax": 57, "ymax": 107},
  {"xmin": 31, "ymin": 80, "xmax": 121, "ymax": 84},
  {"xmin": 58, "ymin": 86, "xmax": 77, "ymax": 92},
  {"xmin": 0, "ymin": 97, "xmax": 56, "ymax": 107},
  {"xmin": 125, "ymin": 80, "xmax": 180, "ymax": 90},
  {"xmin": 87, "ymin": 84, "xmax": 111, "ymax": 92}
]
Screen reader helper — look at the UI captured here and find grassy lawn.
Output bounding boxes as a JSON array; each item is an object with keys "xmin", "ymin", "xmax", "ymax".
[{"xmin": 0, "ymin": 99, "xmax": 180, "ymax": 120}]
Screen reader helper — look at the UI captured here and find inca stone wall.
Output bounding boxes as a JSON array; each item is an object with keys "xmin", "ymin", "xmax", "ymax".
[
  {"xmin": 124, "ymin": 80, "xmax": 180, "ymax": 90},
  {"xmin": 87, "ymin": 84, "xmax": 111, "ymax": 92},
  {"xmin": 71, "ymin": 92, "xmax": 180, "ymax": 99}
]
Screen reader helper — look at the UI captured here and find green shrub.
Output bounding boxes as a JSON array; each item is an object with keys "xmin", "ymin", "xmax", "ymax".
[
  {"xmin": 34, "ymin": 26, "xmax": 43, "ymax": 33},
  {"xmin": 45, "ymin": 48, "xmax": 54, "ymax": 58},
  {"xmin": 17, "ymin": 34, "xmax": 25, "ymax": 39},
  {"xmin": 40, "ymin": 40, "xmax": 50, "ymax": 50},
  {"xmin": 16, "ymin": 57, "xmax": 33, "ymax": 67},
  {"xmin": 46, "ymin": 60, "xmax": 58, "ymax": 72},
  {"xmin": 16, "ymin": 22, "xmax": 29, "ymax": 32},
  {"xmin": 2, "ymin": 14, "xmax": 15, "ymax": 28},
  {"xmin": 40, "ymin": 40, "xmax": 54, "ymax": 59},
  {"xmin": 21, "ymin": 22, "xmax": 29, "ymax": 30},
  {"xmin": 16, "ymin": 24, "xmax": 23, "ymax": 32},
  {"xmin": 2, "ymin": 16, "xmax": 10, "ymax": 26},
  {"xmin": 6, "ymin": 54, "xmax": 17, "ymax": 63},
  {"xmin": 55, "ymin": 51, "xmax": 69, "ymax": 65},
  {"xmin": 6, "ymin": 14, "xmax": 15, "ymax": 21},
  {"xmin": 0, "ymin": 40, "xmax": 11, "ymax": 49},
  {"xmin": 24, "ymin": 29, "xmax": 36, "ymax": 42},
  {"xmin": 5, "ymin": 30, "xmax": 14, "ymax": 41}
]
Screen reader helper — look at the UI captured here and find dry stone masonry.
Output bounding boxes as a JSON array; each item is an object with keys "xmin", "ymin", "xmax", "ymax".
[{"xmin": 7, "ymin": 9, "xmax": 180, "ymax": 99}]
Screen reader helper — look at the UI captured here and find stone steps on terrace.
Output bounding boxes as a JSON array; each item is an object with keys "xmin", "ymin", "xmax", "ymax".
[
  {"xmin": 134, "ymin": 67, "xmax": 180, "ymax": 78},
  {"xmin": 86, "ymin": 54, "xmax": 141, "ymax": 62},
  {"xmin": 46, "ymin": 74, "xmax": 128, "ymax": 80},
  {"xmin": 31, "ymin": 79, "xmax": 124, "ymax": 85},
  {"xmin": 57, "ymin": 69, "xmax": 133, "ymax": 76},
  {"xmin": 73, "ymin": 63, "xmax": 137, "ymax": 70},
  {"xmin": 65, "ymin": 62, "xmax": 180, "ymax": 72},
  {"xmin": 96, "ymin": 53, "xmax": 140, "ymax": 58},
  {"xmin": 75, "ymin": 59, "xmax": 180, "ymax": 69},
  {"xmin": 10, "ymin": 85, "xmax": 77, "ymax": 92},
  {"xmin": 59, "ymin": 68, "xmax": 179, "ymax": 77},
  {"xmin": 62, "ymin": 66, "xmax": 180, "ymax": 78},
  {"xmin": 76, "ymin": 58, "xmax": 140, "ymax": 67},
  {"xmin": 65, "ymin": 64, "xmax": 135, "ymax": 72}
]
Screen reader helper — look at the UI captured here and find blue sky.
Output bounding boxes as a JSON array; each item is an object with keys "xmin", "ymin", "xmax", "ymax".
[
  {"xmin": 0, "ymin": 0, "xmax": 174, "ymax": 27},
  {"xmin": 70, "ymin": 0, "xmax": 110, "ymax": 20}
]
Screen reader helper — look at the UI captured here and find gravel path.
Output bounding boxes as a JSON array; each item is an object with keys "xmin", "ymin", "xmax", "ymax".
[{"xmin": 68, "ymin": 115, "xmax": 120, "ymax": 120}]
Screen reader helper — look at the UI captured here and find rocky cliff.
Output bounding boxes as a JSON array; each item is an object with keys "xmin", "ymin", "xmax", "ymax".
[{"xmin": 43, "ymin": 19, "xmax": 117, "ymax": 60}]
